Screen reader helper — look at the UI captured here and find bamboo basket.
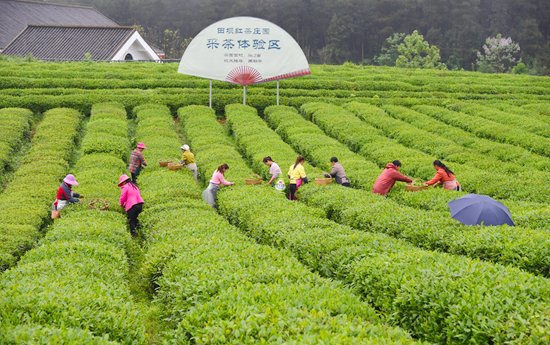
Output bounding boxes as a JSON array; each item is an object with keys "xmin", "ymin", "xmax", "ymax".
[
  {"xmin": 245, "ymin": 173, "xmax": 263, "ymax": 185},
  {"xmin": 315, "ymin": 174, "xmax": 333, "ymax": 185},
  {"xmin": 167, "ymin": 162, "xmax": 183, "ymax": 171},
  {"xmin": 406, "ymin": 179, "xmax": 429, "ymax": 192},
  {"xmin": 159, "ymin": 159, "xmax": 172, "ymax": 167},
  {"xmin": 88, "ymin": 198, "xmax": 109, "ymax": 210}
]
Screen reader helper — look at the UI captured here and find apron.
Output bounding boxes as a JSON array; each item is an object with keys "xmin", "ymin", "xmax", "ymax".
[
  {"xmin": 202, "ymin": 183, "xmax": 220, "ymax": 207},
  {"xmin": 442, "ymin": 179, "xmax": 460, "ymax": 191},
  {"xmin": 52, "ymin": 187, "xmax": 73, "ymax": 212}
]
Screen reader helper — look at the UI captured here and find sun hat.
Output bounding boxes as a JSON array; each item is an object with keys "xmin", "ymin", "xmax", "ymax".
[
  {"xmin": 136, "ymin": 142, "xmax": 147, "ymax": 149},
  {"xmin": 118, "ymin": 174, "xmax": 131, "ymax": 187},
  {"xmin": 181, "ymin": 144, "xmax": 189, "ymax": 150},
  {"xmin": 63, "ymin": 174, "xmax": 79, "ymax": 186}
]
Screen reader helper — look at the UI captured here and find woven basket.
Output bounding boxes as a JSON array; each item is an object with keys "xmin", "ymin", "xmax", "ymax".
[
  {"xmin": 159, "ymin": 159, "xmax": 172, "ymax": 167},
  {"xmin": 167, "ymin": 162, "xmax": 183, "ymax": 171},
  {"xmin": 88, "ymin": 198, "xmax": 109, "ymax": 210},
  {"xmin": 406, "ymin": 179, "xmax": 429, "ymax": 192},
  {"xmin": 245, "ymin": 173, "xmax": 263, "ymax": 185},
  {"xmin": 315, "ymin": 174, "xmax": 333, "ymax": 185}
]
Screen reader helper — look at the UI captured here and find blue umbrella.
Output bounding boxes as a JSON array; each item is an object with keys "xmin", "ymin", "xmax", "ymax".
[{"xmin": 448, "ymin": 194, "xmax": 515, "ymax": 226}]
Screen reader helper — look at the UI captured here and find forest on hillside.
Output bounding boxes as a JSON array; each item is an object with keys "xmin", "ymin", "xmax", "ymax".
[{"xmin": 46, "ymin": 0, "xmax": 550, "ymax": 73}]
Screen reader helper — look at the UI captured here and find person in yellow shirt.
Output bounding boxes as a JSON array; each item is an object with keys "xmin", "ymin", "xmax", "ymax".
[
  {"xmin": 180, "ymin": 144, "xmax": 198, "ymax": 185},
  {"xmin": 287, "ymin": 155, "xmax": 309, "ymax": 200}
]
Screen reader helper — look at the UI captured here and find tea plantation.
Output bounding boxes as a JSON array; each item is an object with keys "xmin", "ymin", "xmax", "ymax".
[{"xmin": 1, "ymin": 61, "xmax": 550, "ymax": 344}]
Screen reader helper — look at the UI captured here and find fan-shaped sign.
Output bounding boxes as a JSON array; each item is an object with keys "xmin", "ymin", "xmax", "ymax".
[{"xmin": 178, "ymin": 16, "xmax": 310, "ymax": 85}]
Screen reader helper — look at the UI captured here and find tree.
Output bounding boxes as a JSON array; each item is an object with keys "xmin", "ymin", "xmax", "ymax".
[
  {"xmin": 395, "ymin": 30, "xmax": 446, "ymax": 69},
  {"xmin": 374, "ymin": 32, "xmax": 406, "ymax": 66},
  {"xmin": 476, "ymin": 34, "xmax": 521, "ymax": 73}
]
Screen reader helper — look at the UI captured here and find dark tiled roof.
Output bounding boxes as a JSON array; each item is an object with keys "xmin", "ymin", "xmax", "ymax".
[
  {"xmin": 0, "ymin": 0, "xmax": 118, "ymax": 49},
  {"xmin": 2, "ymin": 25, "xmax": 135, "ymax": 60}
]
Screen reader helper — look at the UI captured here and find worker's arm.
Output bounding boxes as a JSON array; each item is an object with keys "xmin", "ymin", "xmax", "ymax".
[
  {"xmin": 120, "ymin": 187, "xmax": 128, "ymax": 207},
  {"xmin": 298, "ymin": 165, "xmax": 307, "ymax": 179},
  {"xmin": 140, "ymin": 152, "xmax": 147, "ymax": 166},
  {"xmin": 389, "ymin": 170, "xmax": 413, "ymax": 183},
  {"xmin": 425, "ymin": 171, "xmax": 443, "ymax": 186}
]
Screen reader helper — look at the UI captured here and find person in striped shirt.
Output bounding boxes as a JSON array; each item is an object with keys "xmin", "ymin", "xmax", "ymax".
[{"xmin": 129, "ymin": 142, "xmax": 148, "ymax": 184}]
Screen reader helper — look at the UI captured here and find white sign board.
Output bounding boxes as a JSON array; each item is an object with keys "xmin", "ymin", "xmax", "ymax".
[{"xmin": 178, "ymin": 16, "xmax": 310, "ymax": 85}]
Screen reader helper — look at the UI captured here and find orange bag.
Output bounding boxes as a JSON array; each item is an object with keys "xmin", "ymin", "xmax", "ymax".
[{"xmin": 51, "ymin": 210, "xmax": 60, "ymax": 219}]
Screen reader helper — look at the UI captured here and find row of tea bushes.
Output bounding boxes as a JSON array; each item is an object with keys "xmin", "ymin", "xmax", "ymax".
[
  {"xmin": 0, "ymin": 324, "xmax": 119, "ymax": 344},
  {"xmin": 72, "ymin": 103, "xmax": 130, "ymax": 211},
  {"xmin": 81, "ymin": 103, "xmax": 130, "ymax": 161},
  {"xmin": 370, "ymin": 104, "xmax": 546, "ymax": 177},
  {"xmin": 3, "ymin": 62, "xmax": 550, "ymax": 92},
  {"xmin": 217, "ymin": 185, "xmax": 550, "ymax": 344},
  {"xmin": 223, "ymin": 104, "xmax": 321, "ymax": 183},
  {"xmin": 0, "ymin": 108, "xmax": 81, "ymax": 271},
  {"xmin": 450, "ymin": 103, "xmax": 550, "ymax": 138},
  {"xmin": 383, "ymin": 104, "xmax": 550, "ymax": 171},
  {"xmin": 0, "ymin": 211, "xmax": 143, "ymax": 344},
  {"xmin": 178, "ymin": 105, "xmax": 256, "ymax": 185},
  {"xmin": 234, "ymin": 105, "xmax": 550, "ymax": 277},
  {"xmin": 414, "ymin": 104, "xmax": 550, "ymax": 157},
  {"xmin": 136, "ymin": 105, "xmax": 422, "ymax": 344},
  {"xmin": 302, "ymin": 102, "xmax": 550, "ymax": 203},
  {"xmin": 0, "ymin": 103, "xmax": 145, "ymax": 344},
  {"xmin": 299, "ymin": 184, "xmax": 550, "ymax": 277},
  {"xmin": 0, "ymin": 108, "xmax": 32, "ymax": 176}
]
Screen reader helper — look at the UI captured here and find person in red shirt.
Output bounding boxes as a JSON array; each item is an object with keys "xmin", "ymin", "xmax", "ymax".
[
  {"xmin": 424, "ymin": 160, "xmax": 461, "ymax": 191},
  {"xmin": 372, "ymin": 160, "xmax": 413, "ymax": 196}
]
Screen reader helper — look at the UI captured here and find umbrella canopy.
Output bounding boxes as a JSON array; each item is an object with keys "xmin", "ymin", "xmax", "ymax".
[{"xmin": 448, "ymin": 194, "xmax": 515, "ymax": 226}]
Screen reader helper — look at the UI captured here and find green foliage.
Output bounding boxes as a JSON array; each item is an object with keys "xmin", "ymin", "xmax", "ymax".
[
  {"xmin": 0, "ymin": 108, "xmax": 32, "ymax": 174},
  {"xmin": 513, "ymin": 62, "xmax": 529, "ymax": 74},
  {"xmin": 178, "ymin": 105, "xmax": 253, "ymax": 185},
  {"xmin": 224, "ymin": 104, "xmax": 320, "ymax": 185},
  {"xmin": 396, "ymin": 31, "xmax": 446, "ymax": 70},
  {"xmin": 136, "ymin": 105, "xmax": 419, "ymax": 344},
  {"xmin": 375, "ymin": 33, "xmax": 406, "ymax": 66},
  {"xmin": 218, "ymin": 186, "xmax": 550, "ymax": 344},
  {"xmin": 0, "ymin": 324, "xmax": 120, "ymax": 344},
  {"xmin": 0, "ymin": 108, "xmax": 81, "ymax": 270}
]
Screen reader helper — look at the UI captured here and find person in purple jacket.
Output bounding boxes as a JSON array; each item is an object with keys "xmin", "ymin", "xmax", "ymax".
[{"xmin": 118, "ymin": 174, "xmax": 144, "ymax": 237}]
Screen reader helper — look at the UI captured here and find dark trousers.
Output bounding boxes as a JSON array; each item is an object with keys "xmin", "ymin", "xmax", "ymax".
[
  {"xmin": 289, "ymin": 184, "xmax": 297, "ymax": 200},
  {"xmin": 131, "ymin": 166, "xmax": 141, "ymax": 184},
  {"xmin": 342, "ymin": 182, "xmax": 350, "ymax": 187},
  {"xmin": 127, "ymin": 203, "xmax": 143, "ymax": 233}
]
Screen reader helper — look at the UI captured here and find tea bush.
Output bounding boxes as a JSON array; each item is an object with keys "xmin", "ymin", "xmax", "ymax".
[{"xmin": 0, "ymin": 108, "xmax": 81, "ymax": 270}]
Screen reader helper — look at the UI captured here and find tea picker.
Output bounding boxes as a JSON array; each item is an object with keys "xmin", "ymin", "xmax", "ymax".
[
  {"xmin": 372, "ymin": 160, "xmax": 413, "ymax": 196},
  {"xmin": 203, "ymin": 163, "xmax": 235, "ymax": 208},
  {"xmin": 424, "ymin": 160, "xmax": 461, "ymax": 191},
  {"xmin": 51, "ymin": 174, "xmax": 84, "ymax": 219},
  {"xmin": 129, "ymin": 142, "xmax": 148, "ymax": 184},
  {"xmin": 287, "ymin": 155, "xmax": 309, "ymax": 201},
  {"xmin": 118, "ymin": 174, "xmax": 144, "ymax": 237},
  {"xmin": 323, "ymin": 157, "xmax": 351, "ymax": 187},
  {"xmin": 180, "ymin": 144, "xmax": 198, "ymax": 185},
  {"xmin": 263, "ymin": 156, "xmax": 282, "ymax": 185}
]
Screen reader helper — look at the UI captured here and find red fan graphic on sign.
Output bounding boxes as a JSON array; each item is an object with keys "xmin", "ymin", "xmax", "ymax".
[{"xmin": 226, "ymin": 66, "xmax": 263, "ymax": 85}]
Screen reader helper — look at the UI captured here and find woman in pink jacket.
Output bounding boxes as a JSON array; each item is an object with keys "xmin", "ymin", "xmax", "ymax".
[
  {"xmin": 202, "ymin": 163, "xmax": 235, "ymax": 208},
  {"xmin": 118, "ymin": 174, "xmax": 144, "ymax": 236}
]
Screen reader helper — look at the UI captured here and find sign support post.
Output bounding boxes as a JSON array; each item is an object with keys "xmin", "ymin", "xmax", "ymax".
[
  {"xmin": 243, "ymin": 85, "xmax": 246, "ymax": 105},
  {"xmin": 276, "ymin": 80, "xmax": 279, "ymax": 105},
  {"xmin": 209, "ymin": 79, "xmax": 212, "ymax": 108}
]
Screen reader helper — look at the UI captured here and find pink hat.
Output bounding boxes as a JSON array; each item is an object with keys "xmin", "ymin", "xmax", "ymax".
[
  {"xmin": 63, "ymin": 174, "xmax": 78, "ymax": 186},
  {"xmin": 136, "ymin": 142, "xmax": 147, "ymax": 149},
  {"xmin": 118, "ymin": 174, "xmax": 131, "ymax": 187}
]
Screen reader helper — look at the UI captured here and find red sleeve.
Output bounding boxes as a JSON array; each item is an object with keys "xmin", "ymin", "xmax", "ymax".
[
  {"xmin": 426, "ymin": 171, "xmax": 444, "ymax": 186},
  {"xmin": 388, "ymin": 169, "xmax": 413, "ymax": 183}
]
